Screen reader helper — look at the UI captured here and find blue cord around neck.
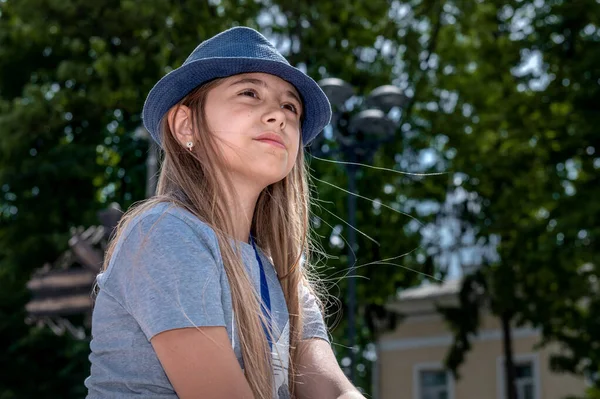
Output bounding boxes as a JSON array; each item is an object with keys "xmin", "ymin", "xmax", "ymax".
[{"xmin": 249, "ymin": 236, "xmax": 273, "ymax": 351}]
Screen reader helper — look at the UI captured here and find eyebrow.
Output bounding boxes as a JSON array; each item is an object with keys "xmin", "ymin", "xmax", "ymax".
[{"xmin": 228, "ymin": 77, "xmax": 303, "ymax": 110}]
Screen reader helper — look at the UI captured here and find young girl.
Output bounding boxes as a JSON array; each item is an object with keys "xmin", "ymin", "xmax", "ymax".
[{"xmin": 85, "ymin": 27, "xmax": 364, "ymax": 399}]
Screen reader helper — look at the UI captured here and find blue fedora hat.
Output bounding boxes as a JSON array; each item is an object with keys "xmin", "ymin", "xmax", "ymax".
[{"xmin": 142, "ymin": 26, "xmax": 332, "ymax": 146}]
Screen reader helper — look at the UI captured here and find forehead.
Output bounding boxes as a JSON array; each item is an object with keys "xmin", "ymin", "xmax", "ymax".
[{"xmin": 222, "ymin": 72, "xmax": 301, "ymax": 99}]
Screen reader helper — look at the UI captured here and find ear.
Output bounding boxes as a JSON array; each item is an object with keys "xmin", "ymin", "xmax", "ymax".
[{"xmin": 167, "ymin": 105, "xmax": 194, "ymax": 146}]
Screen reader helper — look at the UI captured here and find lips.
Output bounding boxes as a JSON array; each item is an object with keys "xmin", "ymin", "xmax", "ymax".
[{"xmin": 254, "ymin": 132, "xmax": 286, "ymax": 149}]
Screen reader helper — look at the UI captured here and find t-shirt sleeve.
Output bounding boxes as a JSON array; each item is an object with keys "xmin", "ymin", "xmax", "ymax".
[
  {"xmin": 300, "ymin": 282, "xmax": 330, "ymax": 343},
  {"xmin": 100, "ymin": 211, "xmax": 226, "ymax": 341}
]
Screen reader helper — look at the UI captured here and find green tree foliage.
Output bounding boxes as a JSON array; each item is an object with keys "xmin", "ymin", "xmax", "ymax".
[
  {"xmin": 414, "ymin": 0, "xmax": 600, "ymax": 395},
  {"xmin": 269, "ymin": 0, "xmax": 454, "ymax": 389},
  {"xmin": 0, "ymin": 0, "xmax": 425, "ymax": 395},
  {"xmin": 1, "ymin": 0, "xmax": 598, "ymax": 397},
  {"xmin": 0, "ymin": 0, "xmax": 264, "ymax": 396}
]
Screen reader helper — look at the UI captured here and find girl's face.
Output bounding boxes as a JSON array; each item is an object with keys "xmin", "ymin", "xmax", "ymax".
[{"xmin": 204, "ymin": 72, "xmax": 303, "ymax": 188}]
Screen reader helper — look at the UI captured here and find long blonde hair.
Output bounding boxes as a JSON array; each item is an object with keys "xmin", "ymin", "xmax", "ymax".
[{"xmin": 101, "ymin": 77, "xmax": 320, "ymax": 398}]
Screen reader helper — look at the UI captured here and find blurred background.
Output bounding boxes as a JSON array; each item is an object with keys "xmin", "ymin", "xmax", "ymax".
[{"xmin": 0, "ymin": 0, "xmax": 598, "ymax": 398}]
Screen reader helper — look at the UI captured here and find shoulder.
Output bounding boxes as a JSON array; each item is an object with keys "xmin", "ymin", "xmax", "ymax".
[
  {"xmin": 103, "ymin": 202, "xmax": 224, "ymax": 279},
  {"xmin": 125, "ymin": 202, "xmax": 219, "ymax": 244},
  {"xmin": 112, "ymin": 202, "xmax": 223, "ymax": 258}
]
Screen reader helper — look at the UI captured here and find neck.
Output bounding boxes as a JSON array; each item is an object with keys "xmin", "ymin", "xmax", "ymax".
[{"xmin": 226, "ymin": 182, "xmax": 262, "ymax": 244}]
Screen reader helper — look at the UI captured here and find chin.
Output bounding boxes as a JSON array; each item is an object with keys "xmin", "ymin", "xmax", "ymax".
[
  {"xmin": 254, "ymin": 163, "xmax": 291, "ymax": 182},
  {"xmin": 236, "ymin": 163, "xmax": 293, "ymax": 188},
  {"xmin": 263, "ymin": 173, "xmax": 288, "ymax": 187}
]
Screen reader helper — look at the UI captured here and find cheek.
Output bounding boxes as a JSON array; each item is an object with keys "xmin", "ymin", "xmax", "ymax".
[
  {"xmin": 208, "ymin": 110, "xmax": 230, "ymax": 135},
  {"xmin": 215, "ymin": 109, "xmax": 254, "ymax": 140},
  {"xmin": 206, "ymin": 98, "xmax": 246, "ymax": 133},
  {"xmin": 287, "ymin": 140, "xmax": 301, "ymax": 170}
]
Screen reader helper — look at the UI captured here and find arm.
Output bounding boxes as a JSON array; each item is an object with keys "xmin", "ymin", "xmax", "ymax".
[
  {"xmin": 152, "ymin": 326, "xmax": 254, "ymax": 398},
  {"xmin": 108, "ymin": 212, "xmax": 254, "ymax": 398},
  {"xmin": 295, "ymin": 338, "xmax": 365, "ymax": 399}
]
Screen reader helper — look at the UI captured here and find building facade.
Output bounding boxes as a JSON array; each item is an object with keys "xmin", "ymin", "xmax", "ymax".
[{"xmin": 376, "ymin": 279, "xmax": 586, "ymax": 399}]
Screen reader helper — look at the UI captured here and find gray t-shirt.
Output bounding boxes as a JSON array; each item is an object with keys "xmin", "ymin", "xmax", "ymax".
[{"xmin": 85, "ymin": 202, "xmax": 329, "ymax": 398}]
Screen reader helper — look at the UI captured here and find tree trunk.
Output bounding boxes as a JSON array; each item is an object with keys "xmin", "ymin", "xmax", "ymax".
[{"xmin": 501, "ymin": 311, "xmax": 518, "ymax": 399}]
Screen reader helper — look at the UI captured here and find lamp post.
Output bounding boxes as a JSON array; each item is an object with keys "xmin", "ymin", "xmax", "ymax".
[
  {"xmin": 314, "ymin": 78, "xmax": 406, "ymax": 383},
  {"xmin": 134, "ymin": 126, "xmax": 159, "ymax": 198}
]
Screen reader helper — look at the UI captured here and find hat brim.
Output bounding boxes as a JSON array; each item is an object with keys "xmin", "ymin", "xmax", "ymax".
[{"xmin": 142, "ymin": 57, "xmax": 331, "ymax": 146}]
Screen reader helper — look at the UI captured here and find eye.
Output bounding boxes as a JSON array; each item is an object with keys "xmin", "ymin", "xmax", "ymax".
[
  {"xmin": 282, "ymin": 103, "xmax": 298, "ymax": 114},
  {"xmin": 240, "ymin": 89, "xmax": 258, "ymax": 98}
]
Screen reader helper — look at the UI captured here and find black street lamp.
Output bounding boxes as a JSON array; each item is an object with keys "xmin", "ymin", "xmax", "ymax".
[
  {"xmin": 134, "ymin": 126, "xmax": 159, "ymax": 198},
  {"xmin": 314, "ymin": 78, "xmax": 406, "ymax": 383}
]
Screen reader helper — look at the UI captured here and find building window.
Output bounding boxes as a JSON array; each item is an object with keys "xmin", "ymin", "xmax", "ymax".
[
  {"xmin": 514, "ymin": 362, "xmax": 535, "ymax": 399},
  {"xmin": 497, "ymin": 354, "xmax": 540, "ymax": 399},
  {"xmin": 413, "ymin": 363, "xmax": 455, "ymax": 399},
  {"xmin": 420, "ymin": 369, "xmax": 449, "ymax": 399}
]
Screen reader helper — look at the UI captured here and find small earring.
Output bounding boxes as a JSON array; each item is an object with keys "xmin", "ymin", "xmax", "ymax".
[{"xmin": 186, "ymin": 141, "xmax": 193, "ymax": 151}]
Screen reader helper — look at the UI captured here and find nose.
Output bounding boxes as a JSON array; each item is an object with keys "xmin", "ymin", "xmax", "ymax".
[{"xmin": 261, "ymin": 105, "xmax": 286, "ymax": 131}]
